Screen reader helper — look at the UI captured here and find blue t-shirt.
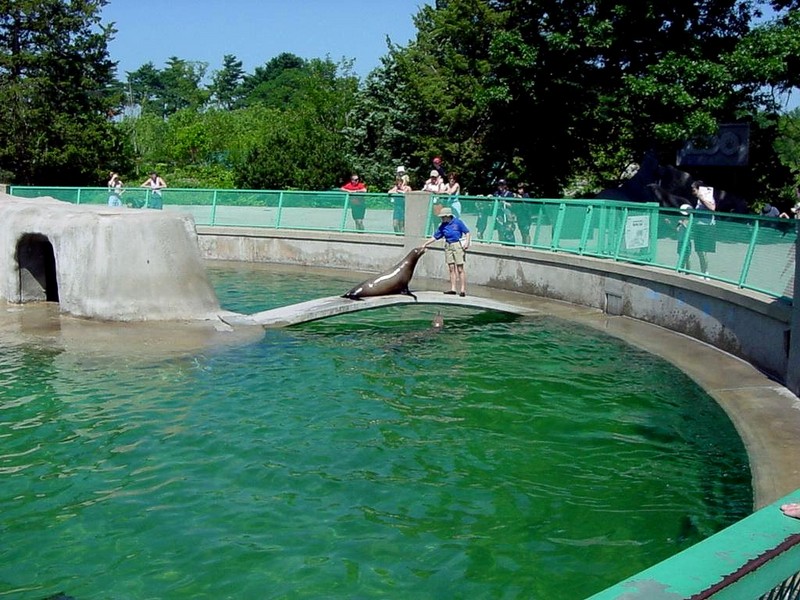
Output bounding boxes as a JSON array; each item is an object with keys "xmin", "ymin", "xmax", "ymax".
[{"xmin": 434, "ymin": 218, "xmax": 470, "ymax": 243}]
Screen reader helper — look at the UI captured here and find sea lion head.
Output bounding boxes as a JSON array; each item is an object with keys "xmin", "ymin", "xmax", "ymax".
[{"xmin": 403, "ymin": 246, "xmax": 426, "ymax": 266}]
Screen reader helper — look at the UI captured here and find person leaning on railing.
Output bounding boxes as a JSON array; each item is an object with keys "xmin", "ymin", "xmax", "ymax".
[
  {"xmin": 341, "ymin": 173, "xmax": 367, "ymax": 231},
  {"xmin": 423, "ymin": 170, "xmax": 447, "ymax": 216},
  {"xmin": 107, "ymin": 172, "xmax": 123, "ymax": 207},
  {"xmin": 388, "ymin": 176, "xmax": 411, "ymax": 234},
  {"xmin": 140, "ymin": 171, "xmax": 167, "ymax": 210},
  {"xmin": 690, "ymin": 180, "xmax": 716, "ymax": 279}
]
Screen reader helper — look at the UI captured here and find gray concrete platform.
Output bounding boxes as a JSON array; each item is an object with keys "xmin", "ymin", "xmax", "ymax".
[{"xmin": 221, "ymin": 290, "xmax": 538, "ymax": 327}]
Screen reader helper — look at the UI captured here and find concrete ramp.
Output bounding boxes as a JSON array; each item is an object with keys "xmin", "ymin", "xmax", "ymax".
[{"xmin": 223, "ymin": 291, "xmax": 539, "ymax": 328}]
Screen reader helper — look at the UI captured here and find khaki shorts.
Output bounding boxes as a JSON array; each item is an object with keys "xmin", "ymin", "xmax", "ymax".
[{"xmin": 444, "ymin": 242, "xmax": 466, "ymax": 266}]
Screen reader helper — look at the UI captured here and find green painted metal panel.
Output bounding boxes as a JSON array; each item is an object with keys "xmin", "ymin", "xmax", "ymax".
[{"xmin": 587, "ymin": 490, "xmax": 800, "ymax": 599}]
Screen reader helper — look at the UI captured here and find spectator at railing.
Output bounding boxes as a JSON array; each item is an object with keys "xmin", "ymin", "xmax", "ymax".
[
  {"xmin": 341, "ymin": 173, "xmax": 367, "ymax": 231},
  {"xmin": 791, "ymin": 189, "xmax": 800, "ymax": 219},
  {"xmin": 762, "ymin": 203, "xmax": 780, "ymax": 218},
  {"xmin": 396, "ymin": 165, "xmax": 409, "ymax": 187},
  {"xmin": 690, "ymin": 180, "xmax": 716, "ymax": 278},
  {"xmin": 431, "ymin": 156, "xmax": 447, "ymax": 179},
  {"xmin": 513, "ymin": 182, "xmax": 533, "ymax": 245},
  {"xmin": 445, "ymin": 172, "xmax": 462, "ymax": 218},
  {"xmin": 107, "ymin": 172, "xmax": 123, "ymax": 207},
  {"xmin": 476, "ymin": 195, "xmax": 492, "ymax": 239},
  {"xmin": 492, "ymin": 179, "xmax": 516, "ymax": 243},
  {"xmin": 388, "ymin": 176, "xmax": 411, "ymax": 233},
  {"xmin": 140, "ymin": 171, "xmax": 167, "ymax": 210},
  {"xmin": 423, "ymin": 170, "xmax": 447, "ymax": 215}
]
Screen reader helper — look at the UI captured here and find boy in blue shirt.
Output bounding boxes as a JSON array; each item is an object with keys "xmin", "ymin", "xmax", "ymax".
[{"xmin": 421, "ymin": 207, "xmax": 471, "ymax": 296}]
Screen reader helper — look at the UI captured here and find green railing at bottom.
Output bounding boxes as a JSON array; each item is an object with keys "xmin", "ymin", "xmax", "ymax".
[
  {"xmin": 588, "ymin": 489, "xmax": 800, "ymax": 600},
  {"xmin": 8, "ymin": 186, "xmax": 797, "ymax": 303}
]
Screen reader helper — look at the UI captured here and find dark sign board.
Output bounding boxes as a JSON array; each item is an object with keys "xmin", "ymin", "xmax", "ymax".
[{"xmin": 676, "ymin": 123, "xmax": 749, "ymax": 167}]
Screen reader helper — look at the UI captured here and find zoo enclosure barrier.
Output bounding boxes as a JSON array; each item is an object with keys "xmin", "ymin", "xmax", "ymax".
[{"xmin": 8, "ymin": 185, "xmax": 797, "ymax": 304}]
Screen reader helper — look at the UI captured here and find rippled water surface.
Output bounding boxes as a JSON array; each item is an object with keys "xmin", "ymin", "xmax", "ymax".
[{"xmin": 0, "ymin": 262, "xmax": 751, "ymax": 599}]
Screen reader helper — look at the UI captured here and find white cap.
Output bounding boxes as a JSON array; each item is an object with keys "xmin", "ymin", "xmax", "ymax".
[{"xmin": 396, "ymin": 166, "xmax": 405, "ymax": 173}]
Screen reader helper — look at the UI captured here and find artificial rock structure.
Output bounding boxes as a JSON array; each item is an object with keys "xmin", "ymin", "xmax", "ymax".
[{"xmin": 0, "ymin": 193, "xmax": 222, "ymax": 321}]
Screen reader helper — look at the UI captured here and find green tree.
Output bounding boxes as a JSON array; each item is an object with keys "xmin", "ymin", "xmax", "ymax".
[
  {"xmin": 356, "ymin": 0, "xmax": 798, "ymax": 202},
  {"xmin": 209, "ymin": 54, "xmax": 244, "ymax": 109},
  {"xmin": 233, "ymin": 59, "xmax": 358, "ymax": 190},
  {"xmin": 0, "ymin": 0, "xmax": 127, "ymax": 184},
  {"xmin": 160, "ymin": 57, "xmax": 209, "ymax": 116},
  {"xmin": 238, "ymin": 52, "xmax": 308, "ymax": 109},
  {"xmin": 125, "ymin": 58, "xmax": 209, "ymax": 118},
  {"xmin": 125, "ymin": 61, "xmax": 163, "ymax": 115}
]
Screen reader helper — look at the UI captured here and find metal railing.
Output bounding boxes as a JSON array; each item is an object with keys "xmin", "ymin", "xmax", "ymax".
[
  {"xmin": 588, "ymin": 490, "xmax": 800, "ymax": 600},
  {"xmin": 9, "ymin": 186, "xmax": 797, "ymax": 303}
]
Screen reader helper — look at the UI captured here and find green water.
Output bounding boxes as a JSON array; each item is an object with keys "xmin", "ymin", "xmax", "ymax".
[{"xmin": 0, "ymin": 262, "xmax": 751, "ymax": 599}]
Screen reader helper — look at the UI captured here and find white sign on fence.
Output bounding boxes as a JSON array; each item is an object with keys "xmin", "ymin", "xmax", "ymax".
[{"xmin": 625, "ymin": 215, "xmax": 649, "ymax": 250}]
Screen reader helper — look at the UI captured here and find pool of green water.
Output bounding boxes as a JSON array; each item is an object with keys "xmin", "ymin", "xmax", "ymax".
[{"xmin": 0, "ymin": 262, "xmax": 751, "ymax": 599}]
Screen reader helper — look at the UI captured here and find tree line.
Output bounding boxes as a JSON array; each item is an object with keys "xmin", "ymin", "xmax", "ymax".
[{"xmin": 1, "ymin": 0, "xmax": 799, "ymax": 208}]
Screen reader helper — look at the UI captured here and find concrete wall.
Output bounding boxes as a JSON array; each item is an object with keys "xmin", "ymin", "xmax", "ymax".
[
  {"xmin": 196, "ymin": 191, "xmax": 796, "ymax": 388},
  {"xmin": 0, "ymin": 193, "xmax": 222, "ymax": 321}
]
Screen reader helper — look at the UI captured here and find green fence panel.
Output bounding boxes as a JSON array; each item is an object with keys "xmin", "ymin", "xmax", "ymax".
[
  {"xmin": 10, "ymin": 186, "xmax": 82, "ymax": 203},
  {"xmin": 589, "ymin": 489, "xmax": 800, "ymax": 600},
  {"xmin": 211, "ymin": 190, "xmax": 280, "ymax": 228},
  {"xmin": 277, "ymin": 191, "xmax": 348, "ymax": 231},
  {"xmin": 741, "ymin": 218, "xmax": 797, "ymax": 299},
  {"xmin": 454, "ymin": 197, "xmax": 486, "ymax": 240},
  {"xmin": 335, "ymin": 191, "xmax": 396, "ymax": 234},
  {"xmin": 531, "ymin": 202, "xmax": 559, "ymax": 249},
  {"xmin": 602, "ymin": 202, "xmax": 659, "ymax": 263}
]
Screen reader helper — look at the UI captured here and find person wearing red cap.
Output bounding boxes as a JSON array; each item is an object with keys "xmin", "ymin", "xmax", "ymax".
[{"xmin": 431, "ymin": 156, "xmax": 447, "ymax": 179}]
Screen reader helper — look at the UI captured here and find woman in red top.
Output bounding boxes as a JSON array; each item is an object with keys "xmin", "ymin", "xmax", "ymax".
[{"xmin": 341, "ymin": 174, "xmax": 367, "ymax": 231}]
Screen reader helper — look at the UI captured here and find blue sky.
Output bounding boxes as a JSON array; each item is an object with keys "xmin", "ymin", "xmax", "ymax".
[
  {"xmin": 101, "ymin": 1, "xmax": 797, "ymax": 111},
  {"xmin": 101, "ymin": 0, "xmax": 427, "ymax": 79}
]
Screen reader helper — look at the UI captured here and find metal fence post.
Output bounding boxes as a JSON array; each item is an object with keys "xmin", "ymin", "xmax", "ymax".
[
  {"xmin": 210, "ymin": 190, "xmax": 218, "ymax": 226},
  {"xmin": 787, "ymin": 225, "xmax": 800, "ymax": 395},
  {"xmin": 339, "ymin": 194, "xmax": 349, "ymax": 232},
  {"xmin": 551, "ymin": 203, "xmax": 566, "ymax": 249},
  {"xmin": 276, "ymin": 191, "xmax": 285, "ymax": 228},
  {"xmin": 738, "ymin": 218, "xmax": 760, "ymax": 288}
]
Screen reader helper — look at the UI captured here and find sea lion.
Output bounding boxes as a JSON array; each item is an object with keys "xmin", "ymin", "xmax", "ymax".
[
  {"xmin": 342, "ymin": 247, "xmax": 426, "ymax": 301},
  {"xmin": 431, "ymin": 311, "xmax": 443, "ymax": 332}
]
